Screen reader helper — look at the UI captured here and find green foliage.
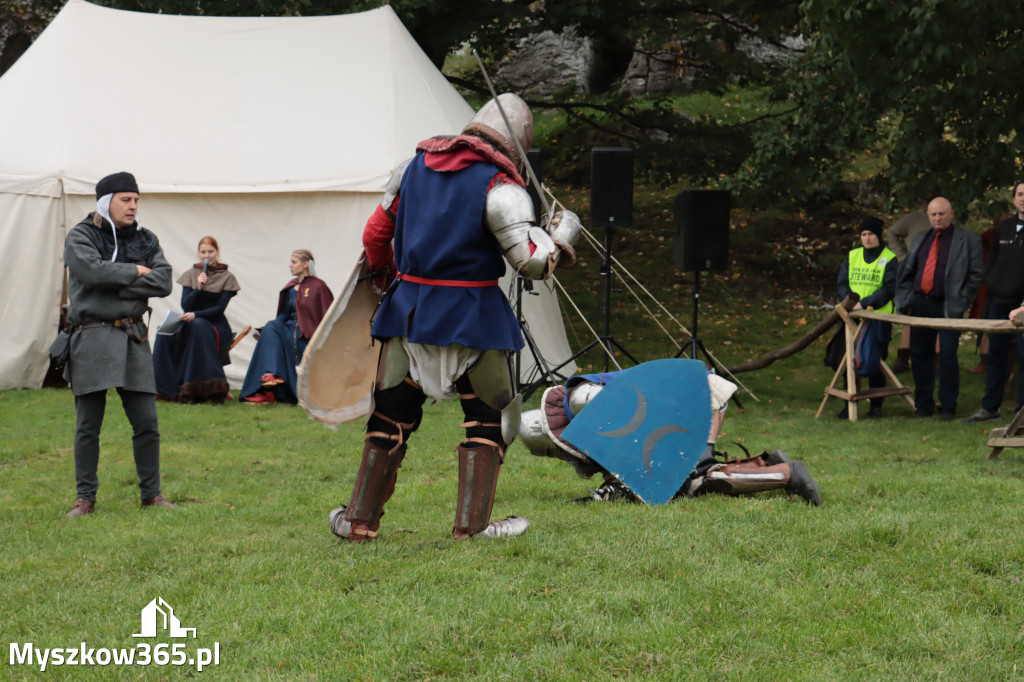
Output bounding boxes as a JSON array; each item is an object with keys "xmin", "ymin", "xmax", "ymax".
[
  {"xmin": 741, "ymin": 0, "xmax": 1024, "ymax": 210},
  {"xmin": 473, "ymin": 1, "xmax": 806, "ymax": 191},
  {"xmin": 12, "ymin": 0, "xmax": 1024, "ymax": 208}
]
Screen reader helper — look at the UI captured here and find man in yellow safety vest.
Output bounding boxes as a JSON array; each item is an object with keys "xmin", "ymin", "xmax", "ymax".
[{"xmin": 836, "ymin": 217, "xmax": 898, "ymax": 418}]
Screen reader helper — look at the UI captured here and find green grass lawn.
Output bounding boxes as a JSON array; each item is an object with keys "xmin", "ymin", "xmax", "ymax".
[
  {"xmin": 4, "ymin": 175, "xmax": 1019, "ymax": 679},
  {"xmin": 3, "ymin": 347, "xmax": 1023, "ymax": 680}
]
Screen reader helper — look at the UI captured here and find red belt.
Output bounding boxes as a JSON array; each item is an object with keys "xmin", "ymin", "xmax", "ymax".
[{"xmin": 398, "ymin": 272, "xmax": 498, "ymax": 288}]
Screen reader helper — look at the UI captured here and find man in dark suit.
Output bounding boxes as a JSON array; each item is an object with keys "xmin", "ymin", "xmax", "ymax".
[{"xmin": 895, "ymin": 197, "xmax": 984, "ymax": 420}]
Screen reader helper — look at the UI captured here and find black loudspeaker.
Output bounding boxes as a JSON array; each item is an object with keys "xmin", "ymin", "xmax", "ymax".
[
  {"xmin": 590, "ymin": 147, "xmax": 633, "ymax": 227},
  {"xmin": 672, "ymin": 190, "xmax": 730, "ymax": 272},
  {"xmin": 525, "ymin": 147, "xmax": 542, "ymax": 220}
]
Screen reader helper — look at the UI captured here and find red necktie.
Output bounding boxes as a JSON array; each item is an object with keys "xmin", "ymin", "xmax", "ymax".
[{"xmin": 921, "ymin": 234, "xmax": 941, "ymax": 293}]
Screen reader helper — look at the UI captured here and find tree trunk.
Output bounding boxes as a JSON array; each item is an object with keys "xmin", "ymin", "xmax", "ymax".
[{"xmin": 725, "ymin": 295, "xmax": 859, "ymax": 374}]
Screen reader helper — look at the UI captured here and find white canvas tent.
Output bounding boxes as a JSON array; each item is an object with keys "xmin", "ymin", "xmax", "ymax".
[{"xmin": 0, "ymin": 0, "xmax": 576, "ymax": 392}]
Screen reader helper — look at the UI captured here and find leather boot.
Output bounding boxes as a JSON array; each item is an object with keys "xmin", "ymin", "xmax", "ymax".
[
  {"xmin": 891, "ymin": 348, "xmax": 910, "ymax": 374},
  {"xmin": 453, "ymin": 441, "xmax": 503, "ymax": 539},
  {"xmin": 761, "ymin": 449, "xmax": 793, "ymax": 466},
  {"xmin": 142, "ymin": 494, "xmax": 179, "ymax": 509},
  {"xmin": 65, "ymin": 498, "xmax": 95, "ymax": 518},
  {"xmin": 341, "ymin": 438, "xmax": 407, "ymax": 542},
  {"xmin": 705, "ymin": 447, "xmax": 792, "ymax": 470}
]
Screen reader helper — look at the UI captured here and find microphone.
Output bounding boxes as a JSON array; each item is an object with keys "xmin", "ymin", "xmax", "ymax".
[{"xmin": 202, "ymin": 258, "xmax": 210, "ymax": 275}]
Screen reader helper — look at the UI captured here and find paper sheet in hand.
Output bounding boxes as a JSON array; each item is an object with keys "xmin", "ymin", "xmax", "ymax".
[
  {"xmin": 156, "ymin": 310, "xmax": 184, "ymax": 336},
  {"xmin": 561, "ymin": 358, "xmax": 711, "ymax": 505}
]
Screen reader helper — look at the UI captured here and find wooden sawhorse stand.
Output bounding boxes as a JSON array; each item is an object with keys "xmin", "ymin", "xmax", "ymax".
[
  {"xmin": 815, "ymin": 304, "xmax": 914, "ymax": 422},
  {"xmin": 986, "ymin": 407, "xmax": 1024, "ymax": 459}
]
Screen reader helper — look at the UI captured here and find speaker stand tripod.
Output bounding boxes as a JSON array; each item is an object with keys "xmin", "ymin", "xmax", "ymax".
[
  {"xmin": 673, "ymin": 270, "xmax": 742, "ymax": 407},
  {"xmin": 553, "ymin": 227, "xmax": 639, "ymax": 375}
]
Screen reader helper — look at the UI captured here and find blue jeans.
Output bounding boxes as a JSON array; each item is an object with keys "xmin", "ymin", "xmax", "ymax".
[
  {"xmin": 981, "ymin": 299, "xmax": 1024, "ymax": 413},
  {"xmin": 908, "ymin": 294, "xmax": 961, "ymax": 414}
]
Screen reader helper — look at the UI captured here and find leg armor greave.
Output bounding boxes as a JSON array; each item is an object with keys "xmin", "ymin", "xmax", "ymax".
[
  {"xmin": 341, "ymin": 376, "xmax": 426, "ymax": 542},
  {"xmin": 457, "ymin": 376, "xmax": 506, "ymax": 451},
  {"xmin": 461, "ymin": 350, "xmax": 521, "ymax": 448},
  {"xmin": 451, "ymin": 354, "xmax": 520, "ymax": 539},
  {"xmin": 342, "ymin": 438, "xmax": 408, "ymax": 542},
  {"xmin": 683, "ymin": 447, "xmax": 822, "ymax": 505},
  {"xmin": 453, "ymin": 442, "xmax": 504, "ymax": 539}
]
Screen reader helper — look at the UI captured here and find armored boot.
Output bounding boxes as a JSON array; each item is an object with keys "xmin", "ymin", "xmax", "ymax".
[
  {"xmin": 452, "ymin": 441, "xmax": 527, "ymax": 539},
  {"xmin": 331, "ymin": 437, "xmax": 407, "ymax": 543},
  {"xmin": 574, "ymin": 475, "xmax": 637, "ymax": 503},
  {"xmin": 784, "ymin": 460, "xmax": 823, "ymax": 506}
]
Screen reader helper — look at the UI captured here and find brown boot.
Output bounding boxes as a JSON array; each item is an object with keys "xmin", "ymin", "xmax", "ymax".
[
  {"xmin": 342, "ymin": 438, "xmax": 408, "ymax": 543},
  {"xmin": 142, "ymin": 494, "xmax": 179, "ymax": 509},
  {"xmin": 890, "ymin": 348, "xmax": 911, "ymax": 374},
  {"xmin": 65, "ymin": 498, "xmax": 95, "ymax": 518}
]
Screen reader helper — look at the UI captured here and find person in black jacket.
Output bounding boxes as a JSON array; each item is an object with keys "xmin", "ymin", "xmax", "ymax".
[{"xmin": 964, "ymin": 182, "xmax": 1024, "ymax": 423}]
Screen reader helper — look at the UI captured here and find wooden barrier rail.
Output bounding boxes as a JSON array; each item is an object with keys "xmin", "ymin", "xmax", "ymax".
[
  {"xmin": 824, "ymin": 307, "xmax": 1024, "ymax": 459},
  {"xmin": 818, "ymin": 307, "xmax": 1024, "ymax": 423},
  {"xmin": 848, "ymin": 309, "xmax": 1024, "ymax": 334}
]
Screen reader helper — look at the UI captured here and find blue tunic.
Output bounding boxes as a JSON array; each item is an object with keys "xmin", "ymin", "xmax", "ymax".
[{"xmin": 370, "ymin": 152, "xmax": 524, "ymax": 351}]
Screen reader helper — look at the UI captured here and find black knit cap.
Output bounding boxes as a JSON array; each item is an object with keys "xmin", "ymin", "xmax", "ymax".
[
  {"xmin": 858, "ymin": 217, "xmax": 884, "ymax": 240},
  {"xmin": 95, "ymin": 172, "xmax": 139, "ymax": 199}
]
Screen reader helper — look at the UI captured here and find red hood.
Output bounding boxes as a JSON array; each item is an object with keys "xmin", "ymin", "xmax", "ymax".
[{"xmin": 416, "ymin": 135, "xmax": 525, "ymax": 186}]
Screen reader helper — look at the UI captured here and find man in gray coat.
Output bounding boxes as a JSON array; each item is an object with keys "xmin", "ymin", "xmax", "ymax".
[
  {"xmin": 63, "ymin": 172, "xmax": 174, "ymax": 517},
  {"xmin": 895, "ymin": 197, "xmax": 984, "ymax": 420}
]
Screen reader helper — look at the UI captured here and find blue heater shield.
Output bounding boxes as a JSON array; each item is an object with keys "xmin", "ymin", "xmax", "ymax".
[{"xmin": 562, "ymin": 358, "xmax": 712, "ymax": 505}]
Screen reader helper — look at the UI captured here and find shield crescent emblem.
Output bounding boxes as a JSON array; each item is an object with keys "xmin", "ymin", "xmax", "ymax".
[{"xmin": 561, "ymin": 358, "xmax": 712, "ymax": 504}]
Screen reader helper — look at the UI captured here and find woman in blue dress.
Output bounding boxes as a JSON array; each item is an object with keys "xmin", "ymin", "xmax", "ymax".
[
  {"xmin": 239, "ymin": 249, "xmax": 333, "ymax": 404},
  {"xmin": 153, "ymin": 236, "xmax": 240, "ymax": 403}
]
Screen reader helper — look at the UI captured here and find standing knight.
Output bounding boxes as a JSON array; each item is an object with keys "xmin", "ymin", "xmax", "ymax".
[{"xmin": 329, "ymin": 93, "xmax": 580, "ymax": 542}]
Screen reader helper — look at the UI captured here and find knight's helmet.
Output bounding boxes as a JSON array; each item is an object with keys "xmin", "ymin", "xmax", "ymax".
[{"xmin": 462, "ymin": 93, "xmax": 534, "ymax": 171}]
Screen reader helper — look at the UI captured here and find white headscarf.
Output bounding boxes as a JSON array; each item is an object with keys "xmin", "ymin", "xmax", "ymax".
[{"xmin": 96, "ymin": 193, "xmax": 118, "ymax": 262}]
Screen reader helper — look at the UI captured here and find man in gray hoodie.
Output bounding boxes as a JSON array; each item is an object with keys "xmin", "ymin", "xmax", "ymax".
[{"xmin": 63, "ymin": 172, "xmax": 174, "ymax": 517}]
